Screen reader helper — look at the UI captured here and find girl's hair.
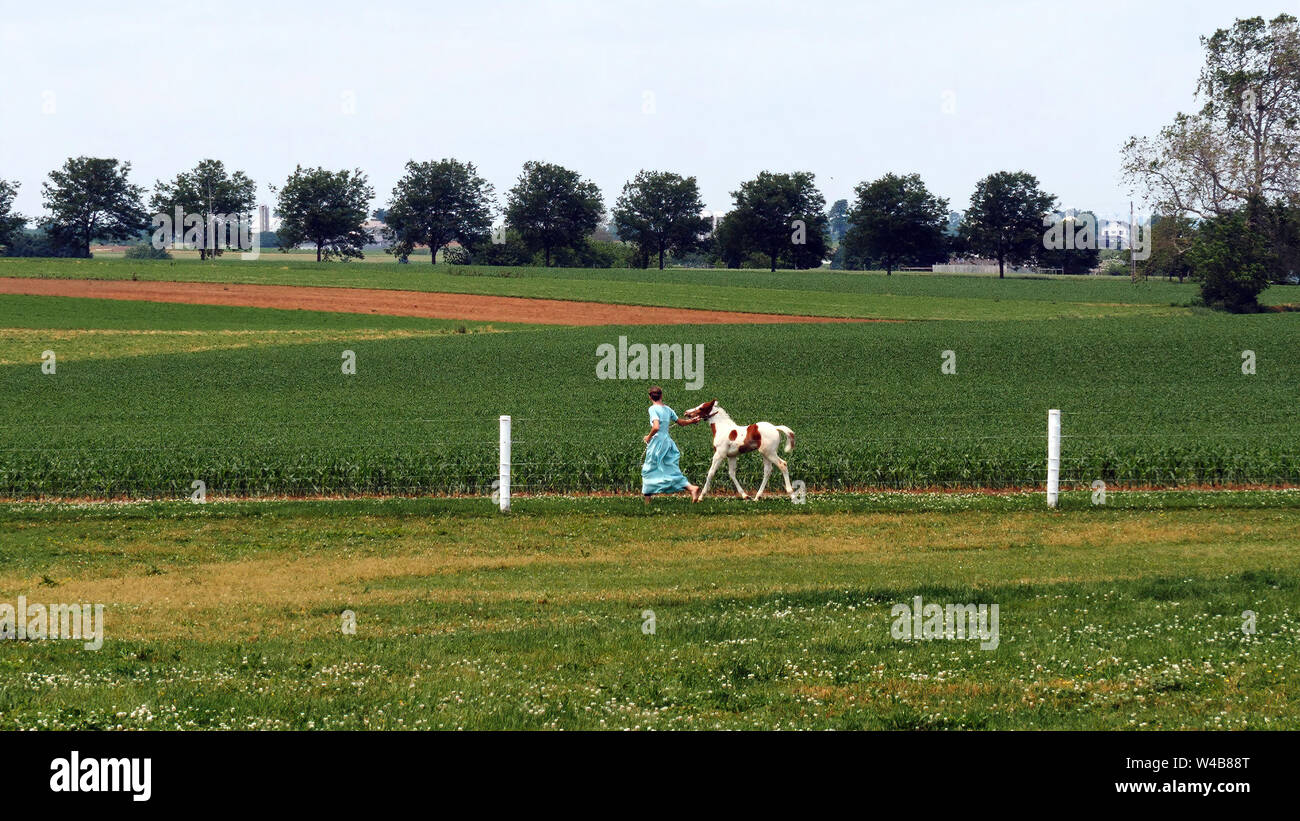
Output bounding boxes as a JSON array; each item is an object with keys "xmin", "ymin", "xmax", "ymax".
[{"xmin": 648, "ymin": 386, "xmax": 663, "ymax": 401}]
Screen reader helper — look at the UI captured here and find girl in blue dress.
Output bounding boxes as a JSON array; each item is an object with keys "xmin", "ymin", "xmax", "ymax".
[{"xmin": 641, "ymin": 386, "xmax": 702, "ymax": 503}]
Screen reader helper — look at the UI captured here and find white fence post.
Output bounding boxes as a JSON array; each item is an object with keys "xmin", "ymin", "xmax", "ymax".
[
  {"xmin": 498, "ymin": 415, "xmax": 511, "ymax": 512},
  {"xmin": 1046, "ymin": 409, "xmax": 1061, "ymax": 508}
]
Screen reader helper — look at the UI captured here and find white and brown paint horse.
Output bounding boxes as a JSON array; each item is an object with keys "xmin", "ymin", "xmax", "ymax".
[{"xmin": 681, "ymin": 399, "xmax": 795, "ymax": 500}]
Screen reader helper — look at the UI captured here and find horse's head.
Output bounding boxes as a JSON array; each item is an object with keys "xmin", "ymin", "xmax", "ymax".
[{"xmin": 684, "ymin": 398, "xmax": 719, "ymax": 421}]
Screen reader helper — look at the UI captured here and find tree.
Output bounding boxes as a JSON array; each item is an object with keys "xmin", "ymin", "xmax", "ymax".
[
  {"xmin": 1188, "ymin": 208, "xmax": 1272, "ymax": 310},
  {"xmin": 1122, "ymin": 14, "xmax": 1300, "ymax": 306},
  {"xmin": 150, "ymin": 159, "xmax": 256, "ymax": 260},
  {"xmin": 728, "ymin": 171, "xmax": 829, "ymax": 272},
  {"xmin": 273, "ymin": 166, "xmax": 374, "ymax": 262},
  {"xmin": 1123, "ymin": 14, "xmax": 1299, "ymax": 220},
  {"xmin": 40, "ymin": 157, "xmax": 149, "ymax": 258},
  {"xmin": 472, "ymin": 228, "xmax": 535, "ymax": 266},
  {"xmin": 960, "ymin": 171, "xmax": 1056, "ymax": 277},
  {"xmin": 711, "ymin": 211, "xmax": 748, "ymax": 268},
  {"xmin": 0, "ymin": 178, "xmax": 25, "ymax": 253},
  {"xmin": 124, "ymin": 242, "xmax": 172, "ymax": 260},
  {"xmin": 383, "ymin": 159, "xmax": 494, "ymax": 264},
  {"xmin": 842, "ymin": 173, "xmax": 949, "ymax": 274},
  {"xmin": 944, "ymin": 211, "xmax": 967, "ymax": 256},
  {"xmin": 1262, "ymin": 200, "xmax": 1300, "ymax": 282},
  {"xmin": 1038, "ymin": 211, "xmax": 1102, "ymax": 274},
  {"xmin": 3, "ymin": 229, "xmax": 64, "ymax": 258},
  {"xmin": 827, "ymin": 199, "xmax": 850, "ymax": 244},
  {"xmin": 612, "ymin": 170, "xmax": 708, "ymax": 270},
  {"xmin": 1138, "ymin": 214, "xmax": 1196, "ymax": 281},
  {"xmin": 504, "ymin": 161, "xmax": 604, "ymax": 267}
]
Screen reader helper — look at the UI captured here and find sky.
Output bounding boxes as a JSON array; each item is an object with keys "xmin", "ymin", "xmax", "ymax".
[{"xmin": 0, "ymin": 0, "xmax": 1283, "ymax": 224}]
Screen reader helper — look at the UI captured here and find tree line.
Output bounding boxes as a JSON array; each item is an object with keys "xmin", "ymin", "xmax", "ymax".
[
  {"xmin": 3, "ymin": 153, "xmax": 1294, "ymax": 300},
  {"xmin": 0, "ymin": 155, "xmax": 1089, "ymax": 273}
]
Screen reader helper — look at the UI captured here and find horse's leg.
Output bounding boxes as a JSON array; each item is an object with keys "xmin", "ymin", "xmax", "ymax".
[
  {"xmin": 699, "ymin": 450, "xmax": 724, "ymax": 500},
  {"xmin": 727, "ymin": 457, "xmax": 748, "ymax": 499},
  {"xmin": 753, "ymin": 458, "xmax": 773, "ymax": 500},
  {"xmin": 777, "ymin": 457, "xmax": 794, "ymax": 497}
]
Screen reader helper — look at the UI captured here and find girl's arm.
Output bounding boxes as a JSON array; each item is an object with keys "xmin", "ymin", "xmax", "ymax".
[{"xmin": 643, "ymin": 419, "xmax": 660, "ymax": 444}]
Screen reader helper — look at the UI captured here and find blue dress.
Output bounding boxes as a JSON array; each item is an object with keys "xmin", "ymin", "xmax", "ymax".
[{"xmin": 641, "ymin": 404, "xmax": 690, "ymax": 495}]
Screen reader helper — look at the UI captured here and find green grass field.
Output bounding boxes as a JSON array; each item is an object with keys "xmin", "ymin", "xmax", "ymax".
[
  {"xmin": 3, "ymin": 257, "xmax": 1298, "ymax": 731},
  {"xmin": 2, "ymin": 493, "xmax": 1297, "ymax": 730},
  {"xmin": 2, "ymin": 282, "xmax": 1297, "ymax": 497}
]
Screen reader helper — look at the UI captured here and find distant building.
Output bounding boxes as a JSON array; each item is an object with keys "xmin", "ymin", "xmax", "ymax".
[{"xmin": 1098, "ymin": 218, "xmax": 1130, "ymax": 250}]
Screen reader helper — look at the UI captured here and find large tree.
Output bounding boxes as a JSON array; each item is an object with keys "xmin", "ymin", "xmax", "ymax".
[
  {"xmin": 1122, "ymin": 14, "xmax": 1300, "ymax": 308},
  {"xmin": 150, "ymin": 159, "xmax": 256, "ymax": 260},
  {"xmin": 612, "ymin": 170, "xmax": 708, "ymax": 269},
  {"xmin": 504, "ymin": 161, "xmax": 604, "ymax": 267},
  {"xmin": 960, "ymin": 171, "xmax": 1056, "ymax": 277},
  {"xmin": 383, "ymin": 159, "xmax": 494, "ymax": 264},
  {"xmin": 0, "ymin": 178, "xmax": 25, "ymax": 253},
  {"xmin": 1187, "ymin": 208, "xmax": 1273, "ymax": 310},
  {"xmin": 842, "ymin": 173, "xmax": 949, "ymax": 275},
  {"xmin": 273, "ymin": 166, "xmax": 374, "ymax": 262},
  {"xmin": 1122, "ymin": 14, "xmax": 1299, "ymax": 221},
  {"xmin": 40, "ymin": 157, "xmax": 149, "ymax": 258},
  {"xmin": 728, "ymin": 171, "xmax": 829, "ymax": 272}
]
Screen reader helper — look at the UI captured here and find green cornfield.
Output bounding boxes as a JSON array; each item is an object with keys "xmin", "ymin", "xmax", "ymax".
[{"xmin": 4, "ymin": 294, "xmax": 1299, "ymax": 498}]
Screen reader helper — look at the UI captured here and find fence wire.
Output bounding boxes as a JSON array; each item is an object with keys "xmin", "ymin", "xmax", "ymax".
[{"xmin": 4, "ymin": 410, "xmax": 1300, "ymax": 501}]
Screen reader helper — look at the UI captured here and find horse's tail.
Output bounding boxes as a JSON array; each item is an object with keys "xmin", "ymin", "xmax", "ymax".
[{"xmin": 775, "ymin": 425, "xmax": 795, "ymax": 453}]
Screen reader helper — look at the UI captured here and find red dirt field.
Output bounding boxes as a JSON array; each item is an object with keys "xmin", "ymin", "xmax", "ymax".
[{"xmin": 0, "ymin": 277, "xmax": 884, "ymax": 326}]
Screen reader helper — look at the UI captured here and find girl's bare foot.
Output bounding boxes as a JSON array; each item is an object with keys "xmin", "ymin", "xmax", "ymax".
[
  {"xmin": 643, "ymin": 494, "xmax": 651, "ymax": 505},
  {"xmin": 689, "ymin": 485, "xmax": 701, "ymax": 502}
]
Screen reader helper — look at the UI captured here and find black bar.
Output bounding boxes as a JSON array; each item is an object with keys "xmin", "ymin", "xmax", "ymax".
[{"xmin": 7, "ymin": 730, "xmax": 1286, "ymax": 810}]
